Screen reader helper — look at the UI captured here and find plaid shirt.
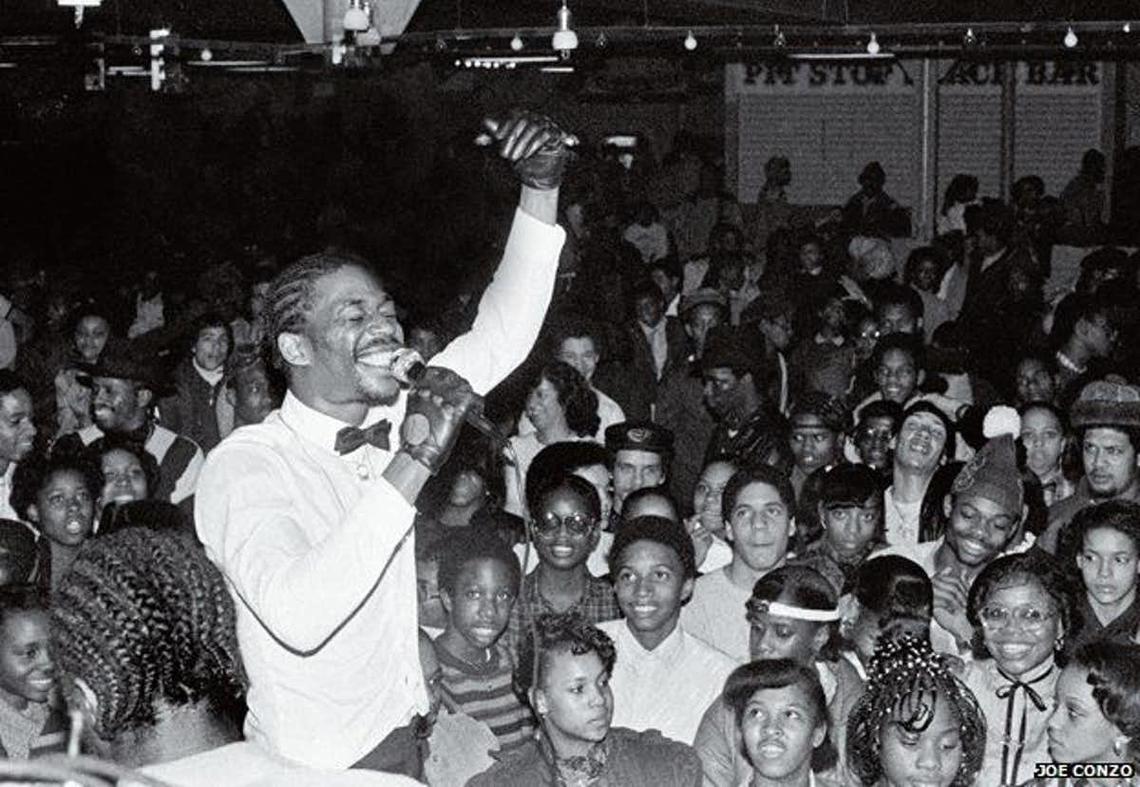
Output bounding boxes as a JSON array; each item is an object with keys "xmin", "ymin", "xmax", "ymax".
[{"xmin": 507, "ymin": 571, "xmax": 621, "ymax": 657}]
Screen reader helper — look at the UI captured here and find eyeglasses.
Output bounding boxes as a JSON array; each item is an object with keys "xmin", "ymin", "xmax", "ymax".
[
  {"xmin": 534, "ymin": 512, "xmax": 597, "ymax": 538},
  {"xmin": 978, "ymin": 605, "xmax": 1056, "ymax": 631}
]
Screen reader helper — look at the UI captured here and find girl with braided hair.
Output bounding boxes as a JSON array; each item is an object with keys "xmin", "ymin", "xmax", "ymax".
[
  {"xmin": 469, "ymin": 612, "xmax": 703, "ymax": 787},
  {"xmin": 49, "ymin": 528, "xmax": 416, "ymax": 785},
  {"xmin": 846, "ymin": 635, "xmax": 986, "ymax": 787}
]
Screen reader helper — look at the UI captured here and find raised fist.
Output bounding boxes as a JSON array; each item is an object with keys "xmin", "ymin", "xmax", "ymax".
[
  {"xmin": 399, "ymin": 366, "xmax": 478, "ymax": 474},
  {"xmin": 483, "ymin": 110, "xmax": 577, "ymax": 191}
]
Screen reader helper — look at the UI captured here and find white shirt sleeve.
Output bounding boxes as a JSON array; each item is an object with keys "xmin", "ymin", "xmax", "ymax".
[
  {"xmin": 195, "ymin": 442, "xmax": 416, "ymax": 654},
  {"xmin": 169, "ymin": 446, "xmax": 205, "ymax": 504},
  {"xmin": 432, "ymin": 207, "xmax": 564, "ymax": 394}
]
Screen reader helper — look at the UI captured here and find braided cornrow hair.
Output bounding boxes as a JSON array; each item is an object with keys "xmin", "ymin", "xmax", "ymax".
[
  {"xmin": 50, "ymin": 529, "xmax": 244, "ymax": 739},
  {"xmin": 845, "ymin": 635, "xmax": 986, "ymax": 787},
  {"xmin": 264, "ymin": 251, "xmax": 370, "ymax": 370}
]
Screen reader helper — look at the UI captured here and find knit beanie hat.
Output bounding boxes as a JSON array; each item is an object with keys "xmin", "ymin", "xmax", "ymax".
[
  {"xmin": 951, "ymin": 406, "xmax": 1024, "ymax": 515},
  {"xmin": 1070, "ymin": 379, "xmax": 1140, "ymax": 430}
]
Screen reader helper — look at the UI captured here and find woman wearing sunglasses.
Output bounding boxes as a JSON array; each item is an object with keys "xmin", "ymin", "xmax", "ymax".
[{"xmin": 505, "ymin": 473, "xmax": 622, "ymax": 658}]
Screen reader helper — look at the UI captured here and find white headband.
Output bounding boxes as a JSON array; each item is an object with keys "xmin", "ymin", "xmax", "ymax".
[{"xmin": 762, "ymin": 601, "xmax": 842, "ymax": 623}]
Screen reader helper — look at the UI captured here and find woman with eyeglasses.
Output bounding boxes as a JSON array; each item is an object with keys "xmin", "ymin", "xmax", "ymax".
[
  {"xmin": 503, "ymin": 361, "xmax": 600, "ymax": 518},
  {"xmin": 961, "ymin": 551, "xmax": 1081, "ymax": 787},
  {"xmin": 505, "ymin": 474, "xmax": 621, "ymax": 658}
]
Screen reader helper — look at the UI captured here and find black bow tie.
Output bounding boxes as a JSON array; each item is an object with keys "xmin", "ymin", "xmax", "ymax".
[
  {"xmin": 334, "ymin": 420, "xmax": 391, "ymax": 454},
  {"xmin": 996, "ymin": 665, "xmax": 1053, "ymax": 712}
]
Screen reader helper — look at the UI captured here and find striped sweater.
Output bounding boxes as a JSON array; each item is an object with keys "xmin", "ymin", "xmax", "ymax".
[
  {"xmin": 0, "ymin": 699, "xmax": 68, "ymax": 760},
  {"xmin": 435, "ymin": 641, "xmax": 534, "ymax": 752}
]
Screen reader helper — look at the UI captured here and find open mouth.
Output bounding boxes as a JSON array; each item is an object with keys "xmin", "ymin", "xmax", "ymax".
[
  {"xmin": 755, "ymin": 741, "xmax": 786, "ymax": 757},
  {"xmin": 65, "ymin": 519, "xmax": 87, "ymax": 536},
  {"xmin": 354, "ymin": 344, "xmax": 399, "ymax": 368},
  {"xmin": 549, "ymin": 546, "xmax": 575, "ymax": 558},
  {"xmin": 993, "ymin": 643, "xmax": 1034, "ymax": 659},
  {"xmin": 27, "ymin": 677, "xmax": 54, "ymax": 692},
  {"xmin": 958, "ymin": 538, "xmax": 987, "ymax": 557}
]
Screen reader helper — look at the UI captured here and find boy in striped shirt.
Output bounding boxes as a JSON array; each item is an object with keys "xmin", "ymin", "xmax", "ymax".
[{"xmin": 433, "ymin": 528, "xmax": 535, "ymax": 752}]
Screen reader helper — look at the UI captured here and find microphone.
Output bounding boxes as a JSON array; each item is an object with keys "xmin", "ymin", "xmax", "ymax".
[{"xmin": 389, "ymin": 348, "xmax": 507, "ymax": 446}]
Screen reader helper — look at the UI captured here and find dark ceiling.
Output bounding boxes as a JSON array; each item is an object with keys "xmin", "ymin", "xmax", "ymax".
[{"xmin": 4, "ymin": 0, "xmax": 1139, "ymax": 44}]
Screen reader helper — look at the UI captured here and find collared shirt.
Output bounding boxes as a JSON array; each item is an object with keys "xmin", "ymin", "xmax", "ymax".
[
  {"xmin": 1067, "ymin": 593, "xmax": 1140, "ymax": 656},
  {"xmin": 0, "ymin": 294, "xmax": 14, "ymax": 371},
  {"xmin": 195, "ymin": 207, "xmax": 564, "ymax": 769},
  {"xmin": 506, "ymin": 571, "xmax": 621, "ymax": 657},
  {"xmin": 0, "ymin": 463, "xmax": 17, "ymax": 521},
  {"xmin": 599, "ymin": 619, "xmax": 737, "ymax": 745},
  {"xmin": 640, "ymin": 319, "xmax": 668, "ymax": 380},
  {"xmin": 980, "ymin": 248, "xmax": 1006, "ymax": 273},
  {"xmin": 1042, "ymin": 478, "xmax": 1140, "ymax": 554},
  {"xmin": 962, "ymin": 657, "xmax": 1057, "ymax": 787},
  {"xmin": 883, "ymin": 485, "xmax": 924, "ymax": 547},
  {"xmin": 139, "ymin": 741, "xmax": 422, "ymax": 787},
  {"xmin": 1037, "ymin": 467, "xmax": 1077, "ymax": 508}
]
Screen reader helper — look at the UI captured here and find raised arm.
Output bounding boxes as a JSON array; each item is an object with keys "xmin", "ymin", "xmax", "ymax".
[{"xmin": 433, "ymin": 111, "xmax": 575, "ymax": 394}]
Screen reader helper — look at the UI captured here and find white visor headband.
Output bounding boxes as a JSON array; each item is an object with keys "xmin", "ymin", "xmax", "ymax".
[{"xmin": 758, "ymin": 600, "xmax": 842, "ymax": 622}]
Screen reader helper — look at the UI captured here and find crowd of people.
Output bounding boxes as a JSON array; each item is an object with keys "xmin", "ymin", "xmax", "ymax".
[{"xmin": 0, "ymin": 110, "xmax": 1138, "ymax": 787}]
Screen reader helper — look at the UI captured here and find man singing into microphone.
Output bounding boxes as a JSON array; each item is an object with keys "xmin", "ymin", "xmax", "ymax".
[{"xmin": 194, "ymin": 111, "xmax": 572, "ymax": 776}]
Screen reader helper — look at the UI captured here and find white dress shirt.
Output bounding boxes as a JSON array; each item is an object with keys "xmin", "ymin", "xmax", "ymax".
[
  {"xmin": 195, "ymin": 208, "xmax": 563, "ymax": 769},
  {"xmin": 139, "ymin": 741, "xmax": 422, "ymax": 787},
  {"xmin": 599, "ymin": 619, "xmax": 736, "ymax": 745},
  {"xmin": 0, "ymin": 463, "xmax": 16, "ymax": 521}
]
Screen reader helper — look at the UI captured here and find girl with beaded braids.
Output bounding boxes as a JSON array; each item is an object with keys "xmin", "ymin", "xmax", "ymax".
[
  {"xmin": 50, "ymin": 528, "xmax": 415, "ymax": 785},
  {"xmin": 846, "ymin": 635, "xmax": 986, "ymax": 787}
]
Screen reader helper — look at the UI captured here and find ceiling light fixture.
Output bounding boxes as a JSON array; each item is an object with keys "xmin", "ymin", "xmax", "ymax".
[
  {"xmin": 963, "ymin": 27, "xmax": 977, "ymax": 46},
  {"xmin": 552, "ymin": 0, "xmax": 579, "ymax": 59},
  {"xmin": 774, "ymin": 24, "xmax": 786, "ymax": 48},
  {"xmin": 684, "ymin": 30, "xmax": 697, "ymax": 51},
  {"xmin": 343, "ymin": 0, "xmax": 369, "ymax": 32},
  {"xmin": 866, "ymin": 32, "xmax": 880, "ymax": 55},
  {"xmin": 511, "ymin": 34, "xmax": 524, "ymax": 51},
  {"xmin": 1063, "ymin": 26, "xmax": 1078, "ymax": 47},
  {"xmin": 1124, "ymin": 22, "xmax": 1132, "ymax": 33},
  {"xmin": 57, "ymin": 0, "xmax": 100, "ymax": 28}
]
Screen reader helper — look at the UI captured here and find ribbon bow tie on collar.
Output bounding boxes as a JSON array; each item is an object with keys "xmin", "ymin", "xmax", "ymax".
[
  {"xmin": 995, "ymin": 665, "xmax": 1052, "ymax": 712},
  {"xmin": 334, "ymin": 420, "xmax": 392, "ymax": 455}
]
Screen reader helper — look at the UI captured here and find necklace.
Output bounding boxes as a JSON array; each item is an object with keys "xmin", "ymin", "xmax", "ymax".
[{"xmin": 887, "ymin": 488, "xmax": 921, "ymax": 540}]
